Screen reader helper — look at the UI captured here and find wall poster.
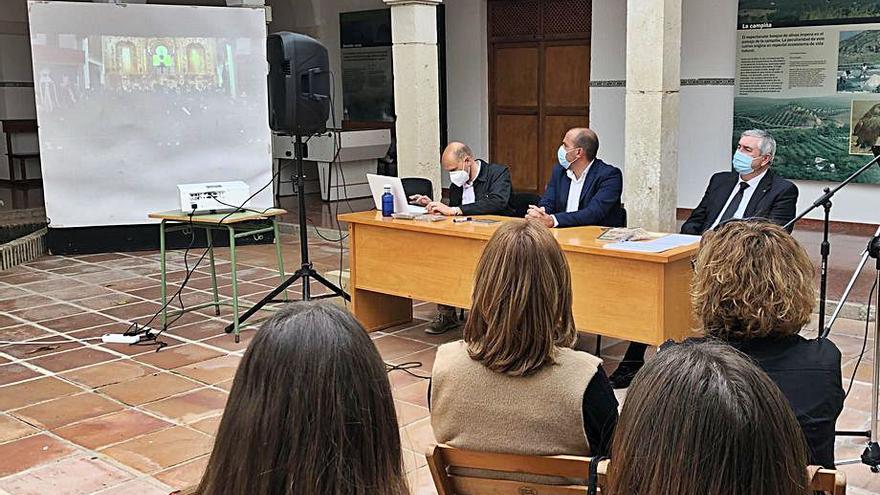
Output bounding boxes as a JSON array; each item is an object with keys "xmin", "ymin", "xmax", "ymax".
[
  {"xmin": 340, "ymin": 9, "xmax": 394, "ymax": 123},
  {"xmin": 735, "ymin": 1, "xmax": 880, "ymax": 183}
]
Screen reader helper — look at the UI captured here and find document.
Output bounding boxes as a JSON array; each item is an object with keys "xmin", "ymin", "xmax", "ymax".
[{"xmin": 603, "ymin": 234, "xmax": 701, "ymax": 253}]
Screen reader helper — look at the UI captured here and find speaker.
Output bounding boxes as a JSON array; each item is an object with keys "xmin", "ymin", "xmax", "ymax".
[{"xmin": 267, "ymin": 32, "xmax": 330, "ymax": 135}]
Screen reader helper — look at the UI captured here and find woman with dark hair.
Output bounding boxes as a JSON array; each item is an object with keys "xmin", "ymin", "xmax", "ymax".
[
  {"xmin": 685, "ymin": 219, "xmax": 843, "ymax": 468},
  {"xmin": 607, "ymin": 341, "xmax": 811, "ymax": 495},
  {"xmin": 191, "ymin": 302, "xmax": 408, "ymax": 495},
  {"xmin": 430, "ymin": 220, "xmax": 617, "ymax": 465}
]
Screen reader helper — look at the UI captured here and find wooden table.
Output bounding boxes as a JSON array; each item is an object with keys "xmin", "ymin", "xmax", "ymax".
[
  {"xmin": 148, "ymin": 208, "xmax": 288, "ymax": 341},
  {"xmin": 339, "ymin": 211, "xmax": 699, "ymax": 346}
]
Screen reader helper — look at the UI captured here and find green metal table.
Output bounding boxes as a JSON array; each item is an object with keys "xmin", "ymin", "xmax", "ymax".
[{"xmin": 149, "ymin": 208, "xmax": 288, "ymax": 342}]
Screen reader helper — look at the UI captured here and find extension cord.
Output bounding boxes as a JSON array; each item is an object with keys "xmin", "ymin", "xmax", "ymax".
[{"xmin": 101, "ymin": 333, "xmax": 141, "ymax": 344}]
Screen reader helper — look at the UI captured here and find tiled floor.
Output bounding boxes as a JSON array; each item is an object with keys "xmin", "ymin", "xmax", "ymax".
[{"xmin": 0, "ymin": 219, "xmax": 879, "ymax": 492}]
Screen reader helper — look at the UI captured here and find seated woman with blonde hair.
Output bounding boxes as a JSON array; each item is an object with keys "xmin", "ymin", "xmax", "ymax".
[
  {"xmin": 430, "ymin": 219, "xmax": 618, "ymax": 463},
  {"xmin": 677, "ymin": 218, "xmax": 844, "ymax": 468}
]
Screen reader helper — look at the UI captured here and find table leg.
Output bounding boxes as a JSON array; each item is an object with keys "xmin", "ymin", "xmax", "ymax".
[
  {"xmin": 160, "ymin": 220, "xmax": 167, "ymax": 330},
  {"xmin": 352, "ymin": 288, "xmax": 412, "ymax": 332},
  {"xmin": 228, "ymin": 226, "xmax": 241, "ymax": 343},
  {"xmin": 272, "ymin": 218, "xmax": 288, "ymax": 302},
  {"xmin": 206, "ymin": 228, "xmax": 220, "ymax": 315}
]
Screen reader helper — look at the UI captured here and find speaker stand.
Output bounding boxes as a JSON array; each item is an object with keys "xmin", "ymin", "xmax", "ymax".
[{"xmin": 226, "ymin": 133, "xmax": 350, "ymax": 338}]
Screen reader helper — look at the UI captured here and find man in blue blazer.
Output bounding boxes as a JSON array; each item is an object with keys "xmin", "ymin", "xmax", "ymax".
[{"xmin": 526, "ymin": 128, "xmax": 626, "ymax": 228}]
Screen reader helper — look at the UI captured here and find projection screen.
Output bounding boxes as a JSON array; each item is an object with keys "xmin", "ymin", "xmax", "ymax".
[{"xmin": 27, "ymin": 1, "xmax": 272, "ymax": 228}]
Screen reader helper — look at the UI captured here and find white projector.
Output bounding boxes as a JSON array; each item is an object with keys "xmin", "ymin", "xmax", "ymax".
[{"xmin": 177, "ymin": 181, "xmax": 251, "ymax": 214}]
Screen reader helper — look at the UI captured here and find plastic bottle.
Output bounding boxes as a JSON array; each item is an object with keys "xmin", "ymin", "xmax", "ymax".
[{"xmin": 382, "ymin": 184, "xmax": 394, "ymax": 217}]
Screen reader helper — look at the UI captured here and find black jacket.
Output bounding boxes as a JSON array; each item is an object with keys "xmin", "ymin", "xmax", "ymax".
[
  {"xmin": 663, "ymin": 335, "xmax": 844, "ymax": 468},
  {"xmin": 448, "ymin": 160, "xmax": 513, "ymax": 216},
  {"xmin": 680, "ymin": 170, "xmax": 798, "ymax": 235}
]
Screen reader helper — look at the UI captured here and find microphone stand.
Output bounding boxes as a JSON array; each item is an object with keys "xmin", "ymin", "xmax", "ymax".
[{"xmin": 784, "ymin": 147, "xmax": 880, "ymax": 334}]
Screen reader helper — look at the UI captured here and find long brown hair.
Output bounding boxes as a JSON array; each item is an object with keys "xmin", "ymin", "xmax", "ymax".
[
  {"xmin": 692, "ymin": 219, "xmax": 815, "ymax": 340},
  {"xmin": 463, "ymin": 219, "xmax": 577, "ymax": 376},
  {"xmin": 196, "ymin": 302, "xmax": 408, "ymax": 495},
  {"xmin": 607, "ymin": 341, "xmax": 809, "ymax": 495}
]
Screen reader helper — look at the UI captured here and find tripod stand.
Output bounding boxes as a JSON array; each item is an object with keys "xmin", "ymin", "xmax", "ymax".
[
  {"xmin": 829, "ymin": 231, "xmax": 880, "ymax": 470},
  {"xmin": 226, "ymin": 133, "xmax": 350, "ymax": 335}
]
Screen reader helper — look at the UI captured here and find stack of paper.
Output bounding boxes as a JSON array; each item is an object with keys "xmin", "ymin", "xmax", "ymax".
[{"xmin": 602, "ymin": 234, "xmax": 701, "ymax": 253}]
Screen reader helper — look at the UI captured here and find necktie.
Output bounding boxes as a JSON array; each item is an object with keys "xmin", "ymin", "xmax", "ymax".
[{"xmin": 718, "ymin": 182, "xmax": 750, "ymax": 224}]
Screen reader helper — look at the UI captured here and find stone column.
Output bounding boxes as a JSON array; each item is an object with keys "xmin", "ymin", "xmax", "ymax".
[
  {"xmin": 624, "ymin": 0, "xmax": 682, "ymax": 232},
  {"xmin": 384, "ymin": 0, "xmax": 442, "ymax": 199}
]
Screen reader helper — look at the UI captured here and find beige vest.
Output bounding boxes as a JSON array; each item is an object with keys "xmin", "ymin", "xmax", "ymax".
[{"xmin": 431, "ymin": 340, "xmax": 601, "ymax": 457}]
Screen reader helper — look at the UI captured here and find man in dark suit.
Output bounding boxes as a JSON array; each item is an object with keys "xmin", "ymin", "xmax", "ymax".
[
  {"xmin": 409, "ymin": 141, "xmax": 513, "ymax": 333},
  {"xmin": 609, "ymin": 128, "xmax": 800, "ymax": 389},
  {"xmin": 680, "ymin": 129, "xmax": 798, "ymax": 235},
  {"xmin": 525, "ymin": 128, "xmax": 625, "ymax": 228}
]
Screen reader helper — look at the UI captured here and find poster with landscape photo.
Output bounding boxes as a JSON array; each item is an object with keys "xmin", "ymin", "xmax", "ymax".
[{"xmin": 735, "ymin": 0, "xmax": 880, "ymax": 184}]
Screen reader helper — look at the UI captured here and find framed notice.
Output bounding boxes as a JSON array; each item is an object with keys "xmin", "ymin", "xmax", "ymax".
[{"xmin": 340, "ymin": 9, "xmax": 394, "ymax": 123}]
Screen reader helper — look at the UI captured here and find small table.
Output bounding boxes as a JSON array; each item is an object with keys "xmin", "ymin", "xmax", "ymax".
[{"xmin": 148, "ymin": 208, "xmax": 288, "ymax": 342}]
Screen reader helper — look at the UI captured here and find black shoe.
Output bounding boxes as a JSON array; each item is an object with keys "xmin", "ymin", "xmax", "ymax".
[
  {"xmin": 609, "ymin": 360, "xmax": 644, "ymax": 389},
  {"xmin": 425, "ymin": 312, "xmax": 459, "ymax": 335}
]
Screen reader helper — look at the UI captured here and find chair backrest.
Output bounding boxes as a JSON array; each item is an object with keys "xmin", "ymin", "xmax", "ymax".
[
  {"xmin": 426, "ymin": 444, "xmax": 606, "ymax": 495},
  {"xmin": 509, "ymin": 192, "xmax": 542, "ymax": 218},
  {"xmin": 808, "ymin": 466, "xmax": 847, "ymax": 495},
  {"xmin": 401, "ymin": 177, "xmax": 433, "ymax": 199}
]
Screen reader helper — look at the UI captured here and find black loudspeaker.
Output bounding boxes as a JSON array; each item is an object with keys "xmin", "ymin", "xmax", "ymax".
[{"xmin": 267, "ymin": 32, "xmax": 330, "ymax": 135}]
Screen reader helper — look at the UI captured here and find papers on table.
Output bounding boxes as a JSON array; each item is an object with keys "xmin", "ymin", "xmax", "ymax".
[{"xmin": 602, "ymin": 234, "xmax": 700, "ymax": 253}]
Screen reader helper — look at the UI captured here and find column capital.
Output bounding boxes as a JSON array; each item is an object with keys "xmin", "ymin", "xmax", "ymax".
[{"xmin": 383, "ymin": 0, "xmax": 442, "ymax": 6}]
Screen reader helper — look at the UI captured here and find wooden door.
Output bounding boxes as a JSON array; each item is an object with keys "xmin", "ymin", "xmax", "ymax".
[{"xmin": 489, "ymin": 0, "xmax": 592, "ymax": 194}]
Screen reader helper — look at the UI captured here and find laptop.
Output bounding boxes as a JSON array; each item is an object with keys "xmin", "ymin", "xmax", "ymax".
[{"xmin": 366, "ymin": 174, "xmax": 427, "ymax": 215}]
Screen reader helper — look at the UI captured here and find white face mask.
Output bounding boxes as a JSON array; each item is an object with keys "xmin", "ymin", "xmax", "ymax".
[{"xmin": 449, "ymin": 167, "xmax": 470, "ymax": 187}]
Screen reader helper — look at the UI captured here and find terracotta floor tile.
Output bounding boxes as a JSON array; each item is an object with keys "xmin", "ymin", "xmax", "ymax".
[
  {"xmin": 19, "ymin": 279, "xmax": 84, "ymax": 295},
  {"xmin": 77, "ymin": 294, "xmax": 142, "ymax": 311},
  {"xmin": 12, "ymin": 392, "xmax": 122, "ymax": 430},
  {"xmin": 27, "ymin": 347, "xmax": 117, "ymax": 373},
  {"xmin": 0, "ymin": 413, "xmax": 38, "ymax": 443},
  {"xmin": 94, "ymin": 478, "xmax": 173, "ymax": 495},
  {"xmin": 62, "ymin": 360, "xmax": 154, "ymax": 389},
  {"xmin": 142, "ymin": 388, "xmax": 227, "ymax": 424},
  {"xmin": 40, "ymin": 313, "xmax": 118, "ymax": 333},
  {"xmin": 395, "ymin": 400, "xmax": 430, "ymax": 428},
  {"xmin": 100, "ymin": 372, "xmax": 200, "ymax": 406},
  {"xmin": 52, "ymin": 263, "xmax": 110, "ymax": 276},
  {"xmin": 77, "ymin": 271, "xmax": 136, "ymax": 285},
  {"xmin": 408, "ymin": 466, "xmax": 439, "ymax": 495},
  {"xmin": 373, "ymin": 335, "xmax": 434, "ymax": 362},
  {"xmin": 0, "ymin": 336, "xmax": 83, "ymax": 360},
  {"xmin": 173, "ymin": 355, "xmax": 241, "ymax": 385},
  {"xmin": 26, "ymin": 257, "xmax": 80, "ymax": 270},
  {"xmin": 0, "ymin": 295, "xmax": 55, "ymax": 313},
  {"xmin": 399, "ymin": 417, "xmax": 436, "ymax": 456},
  {"xmin": 45, "ymin": 284, "xmax": 118, "ymax": 302},
  {"xmin": 189, "ymin": 415, "xmax": 221, "ymax": 436},
  {"xmin": 1, "ymin": 271, "xmax": 60, "ymax": 286},
  {"xmin": 0, "ymin": 434, "xmax": 77, "ymax": 477},
  {"xmin": 100, "ymin": 426, "xmax": 213, "ymax": 473},
  {"xmin": 0, "ymin": 377, "xmax": 81, "ymax": 411},
  {"xmin": 390, "ymin": 347, "xmax": 438, "ymax": 376},
  {"xmin": 134, "ymin": 344, "xmax": 224, "ymax": 370},
  {"xmin": 66, "ymin": 322, "xmax": 132, "ymax": 340},
  {"xmin": 215, "ymin": 379, "xmax": 233, "ymax": 392},
  {"xmin": 168, "ymin": 320, "xmax": 228, "ymax": 341},
  {"xmin": 391, "ymin": 320, "xmax": 460, "ymax": 345},
  {"xmin": 74, "ymin": 253, "xmax": 128, "ymax": 263},
  {"xmin": 98, "ymin": 336, "xmax": 186, "ymax": 357},
  {"xmin": 0, "ymin": 364, "xmax": 42, "ymax": 387},
  {"xmin": 0, "ymin": 314, "xmax": 22, "ymax": 330},
  {"xmin": 201, "ymin": 330, "xmax": 256, "ymax": 352},
  {"xmin": 104, "ymin": 276, "xmax": 160, "ymax": 292},
  {"xmin": 54, "ymin": 409, "xmax": 172, "ymax": 450},
  {"xmin": 153, "ymin": 455, "xmax": 209, "ymax": 490},
  {"xmin": 0, "ymin": 325, "xmax": 50, "ymax": 343},
  {"xmin": 0, "ymin": 456, "xmax": 132, "ymax": 495},
  {"xmin": 0, "ymin": 286, "xmax": 31, "ymax": 301},
  {"xmin": 393, "ymin": 380, "xmax": 430, "ymax": 409},
  {"xmin": 101, "ymin": 301, "xmax": 164, "ymax": 320}
]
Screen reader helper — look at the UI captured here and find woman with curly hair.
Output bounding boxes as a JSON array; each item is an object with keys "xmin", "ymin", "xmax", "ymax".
[{"xmin": 679, "ymin": 218, "xmax": 843, "ymax": 468}]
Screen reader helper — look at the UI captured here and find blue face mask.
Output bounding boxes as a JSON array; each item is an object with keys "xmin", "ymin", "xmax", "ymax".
[
  {"xmin": 732, "ymin": 150, "xmax": 756, "ymax": 175},
  {"xmin": 558, "ymin": 145, "xmax": 573, "ymax": 170}
]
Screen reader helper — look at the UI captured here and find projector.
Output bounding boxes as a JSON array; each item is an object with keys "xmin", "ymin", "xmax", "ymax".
[{"xmin": 177, "ymin": 181, "xmax": 251, "ymax": 214}]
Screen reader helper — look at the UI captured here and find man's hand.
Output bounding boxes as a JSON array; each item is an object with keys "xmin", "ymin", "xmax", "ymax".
[
  {"xmin": 409, "ymin": 194, "xmax": 431, "ymax": 207},
  {"xmin": 525, "ymin": 205, "xmax": 554, "ymax": 228},
  {"xmin": 427, "ymin": 202, "xmax": 459, "ymax": 216}
]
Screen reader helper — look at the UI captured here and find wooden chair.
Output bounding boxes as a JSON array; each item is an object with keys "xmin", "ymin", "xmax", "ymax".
[
  {"xmin": 808, "ymin": 466, "xmax": 847, "ymax": 495},
  {"xmin": 426, "ymin": 444, "xmax": 606, "ymax": 494}
]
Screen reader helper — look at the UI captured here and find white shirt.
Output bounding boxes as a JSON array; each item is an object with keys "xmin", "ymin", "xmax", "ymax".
[
  {"xmin": 461, "ymin": 161, "xmax": 480, "ymax": 206},
  {"xmin": 708, "ymin": 169, "xmax": 767, "ymax": 230},
  {"xmin": 552, "ymin": 160, "xmax": 593, "ymax": 227}
]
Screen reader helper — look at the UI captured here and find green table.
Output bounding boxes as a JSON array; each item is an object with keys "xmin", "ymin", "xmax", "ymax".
[{"xmin": 149, "ymin": 208, "xmax": 288, "ymax": 342}]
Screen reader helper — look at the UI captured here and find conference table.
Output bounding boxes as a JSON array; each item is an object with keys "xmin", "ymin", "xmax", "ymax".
[{"xmin": 338, "ymin": 211, "xmax": 700, "ymax": 346}]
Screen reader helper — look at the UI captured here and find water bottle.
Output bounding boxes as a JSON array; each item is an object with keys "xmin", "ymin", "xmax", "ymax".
[{"xmin": 381, "ymin": 184, "xmax": 394, "ymax": 217}]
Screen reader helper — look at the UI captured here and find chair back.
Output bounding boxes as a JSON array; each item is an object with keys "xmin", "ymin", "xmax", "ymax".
[
  {"xmin": 808, "ymin": 466, "xmax": 847, "ymax": 495},
  {"xmin": 509, "ymin": 192, "xmax": 542, "ymax": 218},
  {"xmin": 401, "ymin": 177, "xmax": 433, "ymax": 199},
  {"xmin": 426, "ymin": 444, "xmax": 605, "ymax": 495}
]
